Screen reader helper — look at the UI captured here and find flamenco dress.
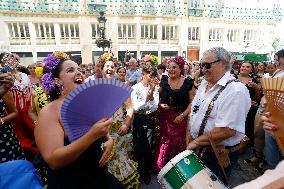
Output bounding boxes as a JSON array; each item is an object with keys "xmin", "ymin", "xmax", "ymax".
[
  {"xmin": 153, "ymin": 75, "xmax": 194, "ymax": 173},
  {"xmin": 10, "ymin": 72, "xmax": 37, "ymax": 160},
  {"xmin": 107, "ymin": 106, "xmax": 140, "ymax": 189}
]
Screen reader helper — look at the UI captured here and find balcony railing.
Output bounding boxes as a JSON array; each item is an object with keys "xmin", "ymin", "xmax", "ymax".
[
  {"xmin": 141, "ymin": 38, "xmax": 158, "ymax": 44},
  {"xmin": 161, "ymin": 39, "xmax": 178, "ymax": 45},
  {"xmin": 36, "ymin": 38, "xmax": 56, "ymax": 45},
  {"xmin": 188, "ymin": 40, "xmax": 200, "ymax": 45},
  {"xmin": 118, "ymin": 38, "xmax": 136, "ymax": 44},
  {"xmin": 9, "ymin": 37, "xmax": 31, "ymax": 45},
  {"xmin": 60, "ymin": 37, "xmax": 80, "ymax": 44}
]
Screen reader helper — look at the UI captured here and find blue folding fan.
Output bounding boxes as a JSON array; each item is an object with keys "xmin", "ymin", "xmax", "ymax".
[{"xmin": 61, "ymin": 79, "xmax": 133, "ymax": 142}]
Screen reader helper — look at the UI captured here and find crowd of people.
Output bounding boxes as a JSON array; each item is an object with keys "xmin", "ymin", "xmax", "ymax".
[{"xmin": 0, "ymin": 47, "xmax": 283, "ymax": 189}]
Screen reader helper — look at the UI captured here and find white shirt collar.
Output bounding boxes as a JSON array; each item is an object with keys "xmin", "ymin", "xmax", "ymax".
[
  {"xmin": 203, "ymin": 71, "xmax": 232, "ymax": 88},
  {"xmin": 216, "ymin": 71, "xmax": 233, "ymax": 87}
]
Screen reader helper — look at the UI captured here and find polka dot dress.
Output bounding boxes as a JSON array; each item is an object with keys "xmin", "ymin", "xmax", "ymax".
[{"xmin": 0, "ymin": 99, "xmax": 25, "ymax": 163}]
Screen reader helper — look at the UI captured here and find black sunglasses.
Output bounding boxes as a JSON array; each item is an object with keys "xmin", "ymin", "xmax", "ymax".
[{"xmin": 200, "ymin": 59, "xmax": 220, "ymax": 69}]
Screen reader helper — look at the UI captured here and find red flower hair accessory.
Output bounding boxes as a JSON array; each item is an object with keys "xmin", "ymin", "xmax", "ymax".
[{"xmin": 174, "ymin": 56, "xmax": 186, "ymax": 69}]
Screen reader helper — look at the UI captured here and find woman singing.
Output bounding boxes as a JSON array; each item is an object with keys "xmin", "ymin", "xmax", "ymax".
[{"xmin": 34, "ymin": 52, "xmax": 123, "ymax": 189}]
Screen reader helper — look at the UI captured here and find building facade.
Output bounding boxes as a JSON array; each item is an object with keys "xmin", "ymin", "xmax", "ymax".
[{"xmin": 0, "ymin": 0, "xmax": 283, "ymax": 65}]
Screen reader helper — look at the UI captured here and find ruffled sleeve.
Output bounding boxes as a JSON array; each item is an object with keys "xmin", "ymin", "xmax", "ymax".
[{"xmin": 182, "ymin": 77, "xmax": 194, "ymax": 92}]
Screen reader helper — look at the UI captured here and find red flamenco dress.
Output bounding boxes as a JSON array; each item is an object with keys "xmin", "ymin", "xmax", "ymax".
[
  {"xmin": 10, "ymin": 72, "xmax": 37, "ymax": 161},
  {"xmin": 153, "ymin": 75, "xmax": 194, "ymax": 174}
]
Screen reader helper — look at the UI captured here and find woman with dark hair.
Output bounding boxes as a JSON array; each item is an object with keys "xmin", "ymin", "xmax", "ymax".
[
  {"xmin": 237, "ymin": 62, "xmax": 261, "ymax": 148},
  {"xmin": 116, "ymin": 66, "xmax": 127, "ymax": 83},
  {"xmin": 153, "ymin": 56, "xmax": 195, "ymax": 173},
  {"xmin": 34, "ymin": 52, "xmax": 123, "ymax": 189}
]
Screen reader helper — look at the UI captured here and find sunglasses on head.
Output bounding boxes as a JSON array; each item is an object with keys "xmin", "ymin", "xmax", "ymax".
[{"xmin": 200, "ymin": 59, "xmax": 220, "ymax": 69}]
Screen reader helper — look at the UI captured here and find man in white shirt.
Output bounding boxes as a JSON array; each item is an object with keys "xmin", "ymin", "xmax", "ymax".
[
  {"xmin": 187, "ymin": 47, "xmax": 251, "ymax": 184},
  {"xmin": 131, "ymin": 66, "xmax": 159, "ymax": 185}
]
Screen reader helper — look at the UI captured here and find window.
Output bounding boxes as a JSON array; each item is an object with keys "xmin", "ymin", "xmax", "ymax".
[
  {"xmin": 188, "ymin": 27, "xmax": 200, "ymax": 41},
  {"xmin": 243, "ymin": 29, "xmax": 257, "ymax": 43},
  {"xmin": 227, "ymin": 29, "xmax": 239, "ymax": 42},
  {"xmin": 162, "ymin": 25, "xmax": 178, "ymax": 40},
  {"xmin": 141, "ymin": 24, "xmax": 157, "ymax": 39},
  {"xmin": 7, "ymin": 22, "xmax": 30, "ymax": 39},
  {"xmin": 35, "ymin": 23, "xmax": 55, "ymax": 40},
  {"xmin": 59, "ymin": 23, "xmax": 79, "ymax": 39},
  {"xmin": 91, "ymin": 24, "xmax": 99, "ymax": 39},
  {"xmin": 209, "ymin": 28, "xmax": 223, "ymax": 41},
  {"xmin": 118, "ymin": 24, "xmax": 136, "ymax": 39}
]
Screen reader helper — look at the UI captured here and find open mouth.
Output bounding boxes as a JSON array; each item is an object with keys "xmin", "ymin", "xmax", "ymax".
[
  {"xmin": 74, "ymin": 77, "xmax": 84, "ymax": 84},
  {"xmin": 106, "ymin": 70, "xmax": 113, "ymax": 75}
]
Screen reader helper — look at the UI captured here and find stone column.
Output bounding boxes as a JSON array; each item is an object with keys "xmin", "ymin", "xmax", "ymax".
[
  {"xmin": 199, "ymin": 22, "xmax": 208, "ymax": 57},
  {"xmin": 136, "ymin": 19, "xmax": 141, "ymax": 60},
  {"xmin": 157, "ymin": 18, "xmax": 162, "ymax": 64},
  {"xmin": 54, "ymin": 23, "xmax": 61, "ymax": 45},
  {"xmin": 28, "ymin": 22, "xmax": 37, "ymax": 62},
  {"xmin": 79, "ymin": 17, "xmax": 93, "ymax": 64}
]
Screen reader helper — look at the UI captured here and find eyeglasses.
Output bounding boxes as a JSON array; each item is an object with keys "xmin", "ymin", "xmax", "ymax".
[{"xmin": 200, "ymin": 59, "xmax": 220, "ymax": 69}]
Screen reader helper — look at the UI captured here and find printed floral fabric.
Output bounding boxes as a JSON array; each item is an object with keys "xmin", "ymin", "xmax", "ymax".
[{"xmin": 33, "ymin": 87, "xmax": 50, "ymax": 115}]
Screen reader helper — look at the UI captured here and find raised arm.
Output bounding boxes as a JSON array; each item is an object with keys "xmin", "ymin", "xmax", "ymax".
[{"xmin": 35, "ymin": 103, "xmax": 112, "ymax": 170}]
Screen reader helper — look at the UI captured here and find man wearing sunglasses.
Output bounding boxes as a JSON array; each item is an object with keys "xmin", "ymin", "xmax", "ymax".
[{"xmin": 187, "ymin": 47, "xmax": 251, "ymax": 185}]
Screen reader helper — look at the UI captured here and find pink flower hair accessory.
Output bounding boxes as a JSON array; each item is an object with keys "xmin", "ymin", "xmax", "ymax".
[{"xmin": 174, "ymin": 56, "xmax": 186, "ymax": 69}]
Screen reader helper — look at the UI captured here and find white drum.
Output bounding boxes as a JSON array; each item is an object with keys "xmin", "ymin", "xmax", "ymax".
[{"xmin": 157, "ymin": 150, "xmax": 228, "ymax": 189}]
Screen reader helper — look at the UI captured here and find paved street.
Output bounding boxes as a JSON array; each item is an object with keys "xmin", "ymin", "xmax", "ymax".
[{"xmin": 141, "ymin": 148, "xmax": 262, "ymax": 189}]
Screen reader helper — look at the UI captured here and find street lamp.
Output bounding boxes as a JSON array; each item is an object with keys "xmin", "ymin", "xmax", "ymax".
[
  {"xmin": 89, "ymin": 4, "xmax": 110, "ymax": 53},
  {"xmin": 97, "ymin": 12, "xmax": 108, "ymax": 42}
]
